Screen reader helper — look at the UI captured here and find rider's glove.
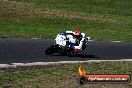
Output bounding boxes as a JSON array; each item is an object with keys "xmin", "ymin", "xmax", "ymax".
[{"xmin": 69, "ymin": 44, "xmax": 75, "ymax": 49}]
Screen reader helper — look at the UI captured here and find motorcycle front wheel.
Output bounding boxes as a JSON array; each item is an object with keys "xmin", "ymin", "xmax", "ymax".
[{"xmin": 45, "ymin": 44, "xmax": 58, "ymax": 55}]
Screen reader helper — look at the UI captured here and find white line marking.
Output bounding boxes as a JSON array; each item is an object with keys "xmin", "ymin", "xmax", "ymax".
[
  {"xmin": 88, "ymin": 40, "xmax": 94, "ymax": 41},
  {"xmin": 33, "ymin": 38, "xmax": 41, "ymax": 39},
  {"xmin": 0, "ymin": 59, "xmax": 132, "ymax": 68},
  {"xmin": 112, "ymin": 41, "xmax": 122, "ymax": 43}
]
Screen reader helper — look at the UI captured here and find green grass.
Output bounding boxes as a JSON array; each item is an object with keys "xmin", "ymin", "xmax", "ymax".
[
  {"xmin": 9, "ymin": 0, "xmax": 132, "ymax": 16},
  {"xmin": 0, "ymin": 62, "xmax": 132, "ymax": 88},
  {"xmin": 0, "ymin": 0, "xmax": 132, "ymax": 41}
]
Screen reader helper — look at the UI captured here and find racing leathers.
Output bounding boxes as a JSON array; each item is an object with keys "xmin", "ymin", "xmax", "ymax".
[{"xmin": 65, "ymin": 31, "xmax": 86, "ymax": 50}]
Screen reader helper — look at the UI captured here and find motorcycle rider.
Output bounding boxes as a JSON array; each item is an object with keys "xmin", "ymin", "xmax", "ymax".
[
  {"xmin": 58, "ymin": 29, "xmax": 86, "ymax": 52},
  {"xmin": 73, "ymin": 29, "xmax": 86, "ymax": 50}
]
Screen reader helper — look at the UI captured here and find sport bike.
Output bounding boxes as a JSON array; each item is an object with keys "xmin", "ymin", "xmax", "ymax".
[{"xmin": 45, "ymin": 34, "xmax": 90, "ymax": 55}]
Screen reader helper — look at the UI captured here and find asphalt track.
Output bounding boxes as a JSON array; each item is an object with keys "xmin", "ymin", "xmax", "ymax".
[{"xmin": 0, "ymin": 39, "xmax": 132, "ymax": 64}]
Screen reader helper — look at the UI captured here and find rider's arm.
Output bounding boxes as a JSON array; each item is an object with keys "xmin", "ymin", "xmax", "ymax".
[{"xmin": 74, "ymin": 33, "xmax": 85, "ymax": 50}]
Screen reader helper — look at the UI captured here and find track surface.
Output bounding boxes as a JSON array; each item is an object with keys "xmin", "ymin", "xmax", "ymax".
[{"xmin": 0, "ymin": 39, "xmax": 132, "ymax": 64}]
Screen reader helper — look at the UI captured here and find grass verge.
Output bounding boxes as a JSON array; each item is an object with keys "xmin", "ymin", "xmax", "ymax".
[
  {"xmin": 0, "ymin": 61, "xmax": 132, "ymax": 88},
  {"xmin": 0, "ymin": 0, "xmax": 132, "ymax": 41}
]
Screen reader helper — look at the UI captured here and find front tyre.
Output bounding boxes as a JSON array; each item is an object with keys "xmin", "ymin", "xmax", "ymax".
[{"xmin": 45, "ymin": 44, "xmax": 58, "ymax": 55}]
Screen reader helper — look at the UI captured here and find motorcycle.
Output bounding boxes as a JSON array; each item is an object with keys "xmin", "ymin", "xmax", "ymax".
[{"xmin": 45, "ymin": 33, "xmax": 90, "ymax": 55}]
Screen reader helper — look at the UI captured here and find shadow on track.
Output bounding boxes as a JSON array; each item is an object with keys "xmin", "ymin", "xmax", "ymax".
[{"xmin": 52, "ymin": 54, "xmax": 99, "ymax": 58}]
